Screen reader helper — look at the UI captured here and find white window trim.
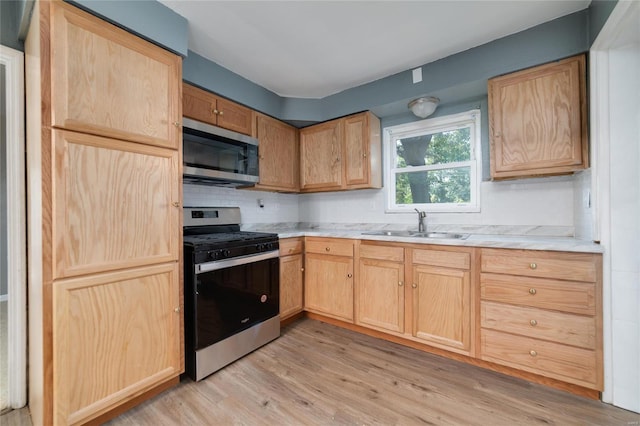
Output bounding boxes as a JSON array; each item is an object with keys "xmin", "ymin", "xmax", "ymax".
[{"xmin": 384, "ymin": 109, "xmax": 482, "ymax": 213}]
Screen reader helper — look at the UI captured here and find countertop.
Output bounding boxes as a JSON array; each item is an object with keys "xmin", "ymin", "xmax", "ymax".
[{"xmin": 249, "ymin": 226, "xmax": 603, "ymax": 254}]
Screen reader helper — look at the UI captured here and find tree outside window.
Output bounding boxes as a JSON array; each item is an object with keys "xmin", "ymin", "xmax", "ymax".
[{"xmin": 384, "ymin": 110, "xmax": 481, "ymax": 212}]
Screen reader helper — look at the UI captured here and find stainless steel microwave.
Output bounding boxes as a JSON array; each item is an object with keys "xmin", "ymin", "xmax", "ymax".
[{"xmin": 182, "ymin": 117, "xmax": 259, "ymax": 187}]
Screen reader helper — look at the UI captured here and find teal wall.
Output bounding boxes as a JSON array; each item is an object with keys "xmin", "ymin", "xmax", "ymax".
[
  {"xmin": 588, "ymin": 0, "xmax": 618, "ymax": 45},
  {"xmin": 0, "ymin": 1, "xmax": 24, "ymax": 51}
]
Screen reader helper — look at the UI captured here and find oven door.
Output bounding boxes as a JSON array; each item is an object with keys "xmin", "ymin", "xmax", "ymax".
[{"xmin": 193, "ymin": 252, "xmax": 279, "ymax": 350}]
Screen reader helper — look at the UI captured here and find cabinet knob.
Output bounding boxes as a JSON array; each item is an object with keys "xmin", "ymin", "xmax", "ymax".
[
  {"xmin": 529, "ymin": 350, "xmax": 537, "ymax": 357},
  {"xmin": 363, "ymin": 153, "xmax": 367, "ymax": 158},
  {"xmin": 398, "ymin": 281, "xmax": 404, "ymax": 287},
  {"xmin": 173, "ymin": 122, "xmax": 180, "ymax": 128},
  {"xmin": 301, "ymin": 267, "xmax": 304, "ymax": 272},
  {"xmin": 530, "ymin": 262, "xmax": 537, "ymax": 270},
  {"xmin": 213, "ymin": 109, "xmax": 219, "ymax": 115},
  {"xmin": 530, "ymin": 319, "xmax": 538, "ymax": 326},
  {"xmin": 325, "ymin": 247, "xmax": 330, "ymax": 252},
  {"xmin": 219, "ymin": 110, "xmax": 224, "ymax": 116},
  {"xmin": 528, "ymin": 288, "xmax": 537, "ymax": 295},
  {"xmin": 174, "ymin": 307, "xmax": 181, "ymax": 313},
  {"xmin": 412, "ymin": 283, "xmax": 417, "ymax": 289},
  {"xmin": 347, "ymin": 273, "xmax": 353, "ymax": 278},
  {"xmin": 336, "ymin": 157, "xmax": 341, "ymax": 162},
  {"xmin": 172, "ymin": 201, "xmax": 180, "ymax": 207},
  {"xmin": 495, "ymin": 132, "xmax": 502, "ymax": 138},
  {"xmin": 288, "ymin": 248, "xmax": 294, "ymax": 253}
]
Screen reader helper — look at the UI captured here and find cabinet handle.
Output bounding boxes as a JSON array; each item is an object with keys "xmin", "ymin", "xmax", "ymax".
[
  {"xmin": 213, "ymin": 109, "xmax": 219, "ymax": 115},
  {"xmin": 529, "ymin": 350, "xmax": 537, "ymax": 357},
  {"xmin": 530, "ymin": 319, "xmax": 538, "ymax": 326},
  {"xmin": 528, "ymin": 288, "xmax": 537, "ymax": 295},
  {"xmin": 301, "ymin": 267, "xmax": 305, "ymax": 272},
  {"xmin": 172, "ymin": 201, "xmax": 180, "ymax": 207},
  {"xmin": 174, "ymin": 307, "xmax": 181, "ymax": 313},
  {"xmin": 398, "ymin": 281, "xmax": 404, "ymax": 286},
  {"xmin": 530, "ymin": 262, "xmax": 537, "ymax": 270},
  {"xmin": 219, "ymin": 110, "xmax": 224, "ymax": 116},
  {"xmin": 412, "ymin": 283, "xmax": 417, "ymax": 289},
  {"xmin": 347, "ymin": 273, "xmax": 353, "ymax": 278},
  {"xmin": 325, "ymin": 247, "xmax": 330, "ymax": 252}
]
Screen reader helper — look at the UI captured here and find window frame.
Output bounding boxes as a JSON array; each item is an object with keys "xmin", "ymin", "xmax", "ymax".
[{"xmin": 383, "ymin": 109, "xmax": 482, "ymax": 213}]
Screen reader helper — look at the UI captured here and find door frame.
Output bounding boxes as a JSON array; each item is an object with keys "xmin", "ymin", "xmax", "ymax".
[
  {"xmin": 589, "ymin": 0, "xmax": 640, "ymax": 408},
  {"xmin": 0, "ymin": 44, "xmax": 27, "ymax": 409}
]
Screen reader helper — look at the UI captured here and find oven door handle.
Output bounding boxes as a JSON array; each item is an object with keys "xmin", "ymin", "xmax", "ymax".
[{"xmin": 195, "ymin": 249, "xmax": 280, "ymax": 274}]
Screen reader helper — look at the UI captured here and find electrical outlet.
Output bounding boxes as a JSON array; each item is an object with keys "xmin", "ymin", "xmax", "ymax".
[
  {"xmin": 583, "ymin": 189, "xmax": 591, "ymax": 209},
  {"xmin": 412, "ymin": 67, "xmax": 422, "ymax": 84}
]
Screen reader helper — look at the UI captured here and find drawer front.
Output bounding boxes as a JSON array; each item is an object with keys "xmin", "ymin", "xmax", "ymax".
[
  {"xmin": 413, "ymin": 249, "xmax": 470, "ymax": 270},
  {"xmin": 481, "ymin": 249, "xmax": 597, "ymax": 282},
  {"xmin": 280, "ymin": 238, "xmax": 303, "ymax": 256},
  {"xmin": 481, "ymin": 301, "xmax": 596, "ymax": 349},
  {"xmin": 481, "ymin": 329, "xmax": 598, "ymax": 388},
  {"xmin": 481, "ymin": 273, "xmax": 595, "ymax": 315},
  {"xmin": 360, "ymin": 244, "xmax": 404, "ymax": 262},
  {"xmin": 306, "ymin": 238, "xmax": 354, "ymax": 257}
]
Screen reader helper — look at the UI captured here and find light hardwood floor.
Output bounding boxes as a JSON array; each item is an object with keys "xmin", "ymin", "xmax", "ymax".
[
  {"xmin": 104, "ymin": 319, "xmax": 639, "ymax": 426},
  {"xmin": 4, "ymin": 318, "xmax": 639, "ymax": 425}
]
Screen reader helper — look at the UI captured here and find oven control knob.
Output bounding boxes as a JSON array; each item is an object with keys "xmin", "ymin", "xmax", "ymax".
[
  {"xmin": 207, "ymin": 251, "xmax": 215, "ymax": 260},
  {"xmin": 223, "ymin": 249, "xmax": 231, "ymax": 258},
  {"xmin": 266, "ymin": 243, "xmax": 274, "ymax": 250},
  {"xmin": 256, "ymin": 243, "xmax": 265, "ymax": 252}
]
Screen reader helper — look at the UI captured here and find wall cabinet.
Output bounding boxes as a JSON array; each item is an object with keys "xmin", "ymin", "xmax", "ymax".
[
  {"xmin": 279, "ymin": 238, "xmax": 304, "ymax": 320},
  {"xmin": 304, "ymin": 238, "xmax": 355, "ymax": 322},
  {"xmin": 253, "ymin": 113, "xmax": 300, "ymax": 192},
  {"xmin": 488, "ymin": 54, "xmax": 587, "ymax": 179},
  {"xmin": 356, "ymin": 244, "xmax": 405, "ymax": 333},
  {"xmin": 410, "ymin": 248, "xmax": 472, "ymax": 354},
  {"xmin": 26, "ymin": 2, "xmax": 183, "ymax": 425},
  {"xmin": 183, "ymin": 82, "xmax": 252, "ymax": 136},
  {"xmin": 300, "ymin": 111, "xmax": 381, "ymax": 192},
  {"xmin": 479, "ymin": 248, "xmax": 602, "ymax": 390}
]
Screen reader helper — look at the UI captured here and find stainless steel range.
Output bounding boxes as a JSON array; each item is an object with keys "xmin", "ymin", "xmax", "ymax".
[{"xmin": 183, "ymin": 207, "xmax": 280, "ymax": 381}]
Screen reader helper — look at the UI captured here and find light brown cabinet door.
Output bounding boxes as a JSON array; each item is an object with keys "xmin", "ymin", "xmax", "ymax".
[
  {"xmin": 412, "ymin": 265, "xmax": 471, "ymax": 351},
  {"xmin": 53, "ymin": 263, "xmax": 181, "ymax": 426},
  {"xmin": 300, "ymin": 120, "xmax": 343, "ymax": 191},
  {"xmin": 256, "ymin": 115, "xmax": 299, "ymax": 191},
  {"xmin": 488, "ymin": 54, "xmax": 587, "ymax": 179},
  {"xmin": 52, "ymin": 129, "xmax": 180, "ymax": 279},
  {"xmin": 50, "ymin": 1, "xmax": 181, "ymax": 149},
  {"xmin": 216, "ymin": 97, "xmax": 252, "ymax": 135},
  {"xmin": 280, "ymin": 254, "xmax": 304, "ymax": 320},
  {"xmin": 357, "ymin": 258, "xmax": 404, "ymax": 333},
  {"xmin": 183, "ymin": 82, "xmax": 217, "ymax": 125},
  {"xmin": 343, "ymin": 113, "xmax": 369, "ymax": 187},
  {"xmin": 304, "ymin": 253, "xmax": 353, "ymax": 322}
]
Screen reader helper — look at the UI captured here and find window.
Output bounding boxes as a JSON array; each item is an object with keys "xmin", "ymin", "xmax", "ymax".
[{"xmin": 384, "ymin": 109, "xmax": 481, "ymax": 213}]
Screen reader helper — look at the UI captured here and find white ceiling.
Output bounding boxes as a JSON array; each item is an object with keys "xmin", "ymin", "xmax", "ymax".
[{"xmin": 159, "ymin": 0, "xmax": 591, "ymax": 99}]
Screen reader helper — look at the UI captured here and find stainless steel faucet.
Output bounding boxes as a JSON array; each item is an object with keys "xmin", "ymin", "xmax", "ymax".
[{"xmin": 414, "ymin": 208, "xmax": 426, "ymax": 232}]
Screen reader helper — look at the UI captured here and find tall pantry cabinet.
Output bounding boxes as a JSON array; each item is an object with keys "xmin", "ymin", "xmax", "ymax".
[{"xmin": 26, "ymin": 1, "xmax": 183, "ymax": 425}]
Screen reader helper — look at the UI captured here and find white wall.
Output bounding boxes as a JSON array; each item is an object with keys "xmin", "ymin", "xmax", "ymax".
[
  {"xmin": 183, "ymin": 184, "xmax": 299, "ymax": 225},
  {"xmin": 299, "ymin": 176, "xmax": 575, "ymax": 233},
  {"xmin": 607, "ymin": 42, "xmax": 640, "ymax": 412}
]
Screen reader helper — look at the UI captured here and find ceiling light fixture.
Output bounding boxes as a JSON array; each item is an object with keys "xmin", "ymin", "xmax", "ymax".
[{"xmin": 408, "ymin": 96, "xmax": 440, "ymax": 118}]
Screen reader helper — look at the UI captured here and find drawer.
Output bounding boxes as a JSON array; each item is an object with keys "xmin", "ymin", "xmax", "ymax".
[
  {"xmin": 481, "ymin": 249, "xmax": 597, "ymax": 282},
  {"xmin": 413, "ymin": 249, "xmax": 470, "ymax": 270},
  {"xmin": 481, "ymin": 273, "xmax": 595, "ymax": 315},
  {"xmin": 481, "ymin": 301, "xmax": 596, "ymax": 349},
  {"xmin": 360, "ymin": 244, "xmax": 404, "ymax": 262},
  {"xmin": 481, "ymin": 329, "xmax": 598, "ymax": 388},
  {"xmin": 280, "ymin": 238, "xmax": 303, "ymax": 256},
  {"xmin": 306, "ymin": 238, "xmax": 354, "ymax": 257}
]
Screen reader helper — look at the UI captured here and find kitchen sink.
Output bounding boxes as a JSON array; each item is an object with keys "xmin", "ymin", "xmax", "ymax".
[
  {"xmin": 361, "ymin": 230, "xmax": 415, "ymax": 237},
  {"xmin": 410, "ymin": 232, "xmax": 469, "ymax": 240},
  {"xmin": 361, "ymin": 231, "xmax": 469, "ymax": 239}
]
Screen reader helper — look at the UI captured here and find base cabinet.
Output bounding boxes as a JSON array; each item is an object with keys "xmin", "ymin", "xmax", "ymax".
[
  {"xmin": 304, "ymin": 238, "xmax": 355, "ymax": 322},
  {"xmin": 356, "ymin": 245, "xmax": 405, "ymax": 333},
  {"xmin": 410, "ymin": 248, "xmax": 473, "ymax": 354},
  {"xmin": 279, "ymin": 238, "xmax": 304, "ymax": 320},
  {"xmin": 479, "ymin": 248, "xmax": 602, "ymax": 390}
]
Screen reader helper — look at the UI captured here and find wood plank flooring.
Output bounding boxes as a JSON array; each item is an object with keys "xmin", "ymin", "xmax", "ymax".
[{"xmin": 101, "ymin": 319, "xmax": 639, "ymax": 426}]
